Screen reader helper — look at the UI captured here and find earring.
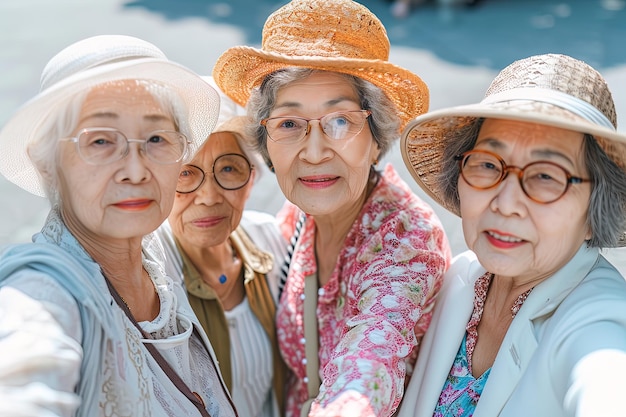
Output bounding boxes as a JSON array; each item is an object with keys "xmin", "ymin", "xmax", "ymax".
[
  {"xmin": 267, "ymin": 162, "xmax": 275, "ymax": 173},
  {"xmin": 372, "ymin": 159, "xmax": 379, "ymax": 166}
]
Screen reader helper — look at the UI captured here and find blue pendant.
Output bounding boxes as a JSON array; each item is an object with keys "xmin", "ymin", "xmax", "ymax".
[{"xmin": 219, "ymin": 274, "xmax": 227, "ymax": 284}]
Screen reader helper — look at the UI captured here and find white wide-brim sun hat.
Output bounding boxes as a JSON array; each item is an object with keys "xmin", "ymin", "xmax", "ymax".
[{"xmin": 0, "ymin": 34, "xmax": 220, "ymax": 197}]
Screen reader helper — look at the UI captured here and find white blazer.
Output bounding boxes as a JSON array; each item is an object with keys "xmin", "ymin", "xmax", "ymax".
[{"xmin": 398, "ymin": 244, "xmax": 626, "ymax": 417}]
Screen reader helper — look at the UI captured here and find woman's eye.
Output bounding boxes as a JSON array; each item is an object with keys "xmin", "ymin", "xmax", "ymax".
[
  {"xmin": 279, "ymin": 119, "xmax": 300, "ymax": 129},
  {"xmin": 147, "ymin": 135, "xmax": 165, "ymax": 144},
  {"xmin": 85, "ymin": 135, "xmax": 116, "ymax": 146}
]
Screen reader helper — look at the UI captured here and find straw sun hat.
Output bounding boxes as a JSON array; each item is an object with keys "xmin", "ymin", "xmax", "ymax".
[
  {"xmin": 212, "ymin": 0, "xmax": 429, "ymax": 130},
  {"xmin": 0, "ymin": 35, "xmax": 220, "ymax": 197},
  {"xmin": 401, "ymin": 53, "xmax": 626, "ymax": 218}
]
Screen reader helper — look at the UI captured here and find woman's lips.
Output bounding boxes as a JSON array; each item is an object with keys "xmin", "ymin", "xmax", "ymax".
[
  {"xmin": 484, "ymin": 229, "xmax": 525, "ymax": 249},
  {"xmin": 192, "ymin": 216, "xmax": 225, "ymax": 227},
  {"xmin": 299, "ymin": 175, "xmax": 339, "ymax": 189},
  {"xmin": 113, "ymin": 199, "xmax": 152, "ymax": 211}
]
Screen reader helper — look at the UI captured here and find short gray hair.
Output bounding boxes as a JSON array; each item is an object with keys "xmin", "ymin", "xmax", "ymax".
[
  {"xmin": 436, "ymin": 119, "xmax": 626, "ymax": 248},
  {"xmin": 246, "ymin": 68, "xmax": 401, "ymax": 167},
  {"xmin": 27, "ymin": 80, "xmax": 191, "ymax": 207}
]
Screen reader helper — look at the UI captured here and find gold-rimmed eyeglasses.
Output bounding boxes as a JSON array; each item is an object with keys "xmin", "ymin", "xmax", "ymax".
[{"xmin": 260, "ymin": 110, "xmax": 371, "ymax": 144}]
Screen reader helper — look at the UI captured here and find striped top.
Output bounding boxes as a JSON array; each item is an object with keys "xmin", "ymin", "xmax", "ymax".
[{"xmin": 226, "ymin": 297, "xmax": 274, "ymax": 417}]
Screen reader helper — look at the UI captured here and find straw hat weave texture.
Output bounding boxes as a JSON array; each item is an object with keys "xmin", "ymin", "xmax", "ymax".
[{"xmin": 212, "ymin": 0, "xmax": 429, "ymax": 130}]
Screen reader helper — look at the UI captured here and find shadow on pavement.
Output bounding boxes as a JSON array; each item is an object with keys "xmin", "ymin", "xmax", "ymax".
[{"xmin": 123, "ymin": 0, "xmax": 626, "ymax": 70}]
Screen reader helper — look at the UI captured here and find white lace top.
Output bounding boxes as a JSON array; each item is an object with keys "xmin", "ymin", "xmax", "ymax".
[{"xmin": 0, "ymin": 210, "xmax": 237, "ymax": 417}]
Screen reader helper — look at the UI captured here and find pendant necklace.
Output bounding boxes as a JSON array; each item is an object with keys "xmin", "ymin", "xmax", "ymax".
[{"xmin": 218, "ymin": 241, "xmax": 239, "ymax": 285}]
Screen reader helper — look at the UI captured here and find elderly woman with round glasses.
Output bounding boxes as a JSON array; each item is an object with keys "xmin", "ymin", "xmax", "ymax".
[
  {"xmin": 0, "ymin": 36, "xmax": 237, "ymax": 416},
  {"xmin": 156, "ymin": 106, "xmax": 289, "ymax": 417},
  {"xmin": 213, "ymin": 1, "xmax": 451, "ymax": 416},
  {"xmin": 397, "ymin": 54, "xmax": 626, "ymax": 417}
]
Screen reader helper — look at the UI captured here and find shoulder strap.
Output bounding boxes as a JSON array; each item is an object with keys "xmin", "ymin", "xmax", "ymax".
[
  {"xmin": 278, "ymin": 212, "xmax": 306, "ymax": 300},
  {"xmin": 301, "ymin": 274, "xmax": 320, "ymax": 416},
  {"xmin": 304, "ymin": 274, "xmax": 320, "ymax": 398},
  {"xmin": 103, "ymin": 277, "xmax": 229, "ymax": 417}
]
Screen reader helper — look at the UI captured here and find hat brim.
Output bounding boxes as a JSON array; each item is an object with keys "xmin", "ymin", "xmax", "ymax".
[
  {"xmin": 0, "ymin": 58, "xmax": 220, "ymax": 196},
  {"xmin": 212, "ymin": 46, "xmax": 429, "ymax": 130},
  {"xmin": 401, "ymin": 99, "xmax": 626, "ymax": 218}
]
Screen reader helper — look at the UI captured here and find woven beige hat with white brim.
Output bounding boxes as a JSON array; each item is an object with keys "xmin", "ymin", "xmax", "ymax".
[
  {"xmin": 0, "ymin": 35, "xmax": 220, "ymax": 197},
  {"xmin": 212, "ymin": 0, "xmax": 429, "ymax": 131},
  {"xmin": 402, "ymin": 53, "xmax": 626, "ymax": 219}
]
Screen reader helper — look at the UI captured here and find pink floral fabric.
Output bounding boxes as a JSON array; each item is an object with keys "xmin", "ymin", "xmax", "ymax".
[
  {"xmin": 276, "ymin": 165, "xmax": 451, "ymax": 417},
  {"xmin": 466, "ymin": 272, "xmax": 533, "ymax": 371}
]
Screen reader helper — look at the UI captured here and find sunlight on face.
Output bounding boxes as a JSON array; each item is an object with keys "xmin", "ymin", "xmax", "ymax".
[
  {"xmin": 266, "ymin": 71, "xmax": 380, "ymax": 217},
  {"xmin": 56, "ymin": 80, "xmax": 182, "ymax": 243},
  {"xmin": 458, "ymin": 118, "xmax": 592, "ymax": 285},
  {"xmin": 169, "ymin": 131, "xmax": 254, "ymax": 250}
]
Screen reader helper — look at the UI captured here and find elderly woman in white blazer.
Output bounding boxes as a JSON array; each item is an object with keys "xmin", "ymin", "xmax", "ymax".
[{"xmin": 397, "ymin": 54, "xmax": 626, "ymax": 417}]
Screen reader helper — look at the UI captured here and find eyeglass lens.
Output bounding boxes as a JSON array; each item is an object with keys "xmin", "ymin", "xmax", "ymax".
[
  {"xmin": 460, "ymin": 150, "xmax": 574, "ymax": 203},
  {"xmin": 262, "ymin": 110, "xmax": 369, "ymax": 143},
  {"xmin": 76, "ymin": 128, "xmax": 186, "ymax": 165},
  {"xmin": 176, "ymin": 153, "xmax": 252, "ymax": 193}
]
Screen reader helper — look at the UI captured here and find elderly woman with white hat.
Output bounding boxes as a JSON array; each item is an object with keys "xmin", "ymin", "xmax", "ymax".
[
  {"xmin": 155, "ymin": 78, "xmax": 289, "ymax": 417},
  {"xmin": 0, "ymin": 35, "xmax": 237, "ymax": 417},
  {"xmin": 213, "ymin": 1, "xmax": 451, "ymax": 416},
  {"xmin": 397, "ymin": 54, "xmax": 626, "ymax": 417}
]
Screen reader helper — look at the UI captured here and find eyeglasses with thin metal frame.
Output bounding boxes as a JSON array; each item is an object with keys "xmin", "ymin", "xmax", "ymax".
[
  {"xmin": 260, "ymin": 109, "xmax": 372, "ymax": 144},
  {"xmin": 455, "ymin": 149, "xmax": 590, "ymax": 204},
  {"xmin": 176, "ymin": 153, "xmax": 253, "ymax": 194},
  {"xmin": 60, "ymin": 127, "xmax": 189, "ymax": 165}
]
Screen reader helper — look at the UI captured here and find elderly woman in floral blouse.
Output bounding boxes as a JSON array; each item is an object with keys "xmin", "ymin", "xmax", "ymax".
[{"xmin": 212, "ymin": 1, "xmax": 451, "ymax": 416}]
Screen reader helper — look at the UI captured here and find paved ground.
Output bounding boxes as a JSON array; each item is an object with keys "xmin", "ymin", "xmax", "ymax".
[{"xmin": 1, "ymin": 0, "xmax": 625, "ymax": 271}]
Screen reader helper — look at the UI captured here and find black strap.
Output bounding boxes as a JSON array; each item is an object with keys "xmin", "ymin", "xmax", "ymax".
[
  {"xmin": 104, "ymin": 277, "xmax": 226, "ymax": 417},
  {"xmin": 278, "ymin": 212, "xmax": 306, "ymax": 300}
]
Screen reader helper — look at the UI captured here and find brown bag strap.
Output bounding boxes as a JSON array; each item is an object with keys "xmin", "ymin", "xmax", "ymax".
[
  {"xmin": 104, "ymin": 277, "xmax": 228, "ymax": 417},
  {"xmin": 302, "ymin": 274, "xmax": 320, "ymax": 416}
]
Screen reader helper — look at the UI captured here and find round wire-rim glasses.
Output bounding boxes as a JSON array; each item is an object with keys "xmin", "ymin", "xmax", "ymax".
[
  {"xmin": 455, "ymin": 149, "xmax": 590, "ymax": 204},
  {"xmin": 60, "ymin": 127, "xmax": 189, "ymax": 165},
  {"xmin": 176, "ymin": 153, "xmax": 253, "ymax": 194},
  {"xmin": 260, "ymin": 109, "xmax": 372, "ymax": 144}
]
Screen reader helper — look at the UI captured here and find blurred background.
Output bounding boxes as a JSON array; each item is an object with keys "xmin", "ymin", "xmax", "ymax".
[{"xmin": 1, "ymin": 0, "xmax": 625, "ymax": 268}]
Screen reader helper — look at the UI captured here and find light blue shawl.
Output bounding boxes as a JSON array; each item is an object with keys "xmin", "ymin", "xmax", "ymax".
[{"xmin": 0, "ymin": 210, "xmax": 117, "ymax": 417}]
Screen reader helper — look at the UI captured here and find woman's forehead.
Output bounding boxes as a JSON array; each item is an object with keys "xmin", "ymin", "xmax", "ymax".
[{"xmin": 192, "ymin": 131, "xmax": 243, "ymax": 163}]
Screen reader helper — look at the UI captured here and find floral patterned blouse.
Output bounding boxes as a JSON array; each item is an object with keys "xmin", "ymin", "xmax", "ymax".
[
  {"xmin": 276, "ymin": 165, "xmax": 451, "ymax": 417},
  {"xmin": 434, "ymin": 272, "xmax": 533, "ymax": 417}
]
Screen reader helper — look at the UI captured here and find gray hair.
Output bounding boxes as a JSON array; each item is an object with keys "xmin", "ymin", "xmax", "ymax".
[
  {"xmin": 246, "ymin": 68, "xmax": 401, "ymax": 168},
  {"xmin": 436, "ymin": 119, "xmax": 626, "ymax": 248},
  {"xmin": 583, "ymin": 134, "xmax": 626, "ymax": 247},
  {"xmin": 435, "ymin": 118, "xmax": 483, "ymax": 216},
  {"xmin": 27, "ymin": 80, "xmax": 191, "ymax": 207}
]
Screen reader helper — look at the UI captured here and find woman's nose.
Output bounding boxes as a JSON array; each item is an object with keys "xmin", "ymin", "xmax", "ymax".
[
  {"xmin": 115, "ymin": 142, "xmax": 150, "ymax": 183},
  {"xmin": 298, "ymin": 121, "xmax": 332, "ymax": 164},
  {"xmin": 193, "ymin": 174, "xmax": 224, "ymax": 205},
  {"xmin": 489, "ymin": 172, "xmax": 528, "ymax": 217}
]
